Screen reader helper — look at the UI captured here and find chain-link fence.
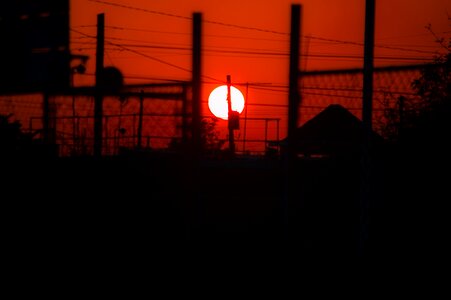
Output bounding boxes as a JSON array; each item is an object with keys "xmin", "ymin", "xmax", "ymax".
[
  {"xmin": 301, "ymin": 64, "xmax": 427, "ymax": 139},
  {"xmin": 1, "ymin": 64, "xmax": 430, "ymax": 157}
]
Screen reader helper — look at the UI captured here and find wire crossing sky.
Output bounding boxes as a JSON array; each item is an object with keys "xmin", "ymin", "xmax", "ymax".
[{"xmin": 70, "ymin": 0, "xmax": 451, "ymax": 138}]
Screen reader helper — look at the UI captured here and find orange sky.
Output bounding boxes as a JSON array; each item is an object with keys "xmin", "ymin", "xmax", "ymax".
[{"xmin": 70, "ymin": 0, "xmax": 451, "ymax": 150}]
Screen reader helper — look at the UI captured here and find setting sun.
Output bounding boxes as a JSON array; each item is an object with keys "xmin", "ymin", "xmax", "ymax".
[{"xmin": 208, "ymin": 85, "xmax": 245, "ymax": 120}]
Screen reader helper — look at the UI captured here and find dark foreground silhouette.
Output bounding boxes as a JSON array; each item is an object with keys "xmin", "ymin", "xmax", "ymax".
[{"xmin": 4, "ymin": 147, "xmax": 448, "ymax": 263}]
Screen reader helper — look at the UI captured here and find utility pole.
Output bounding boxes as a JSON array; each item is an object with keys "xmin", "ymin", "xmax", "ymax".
[
  {"xmin": 284, "ymin": 4, "xmax": 302, "ymax": 240},
  {"xmin": 94, "ymin": 13, "xmax": 105, "ymax": 157},
  {"xmin": 192, "ymin": 12, "xmax": 202, "ymax": 156},
  {"xmin": 288, "ymin": 4, "xmax": 301, "ymax": 159},
  {"xmin": 360, "ymin": 0, "xmax": 376, "ymax": 257},
  {"xmin": 226, "ymin": 75, "xmax": 235, "ymax": 155},
  {"xmin": 191, "ymin": 13, "xmax": 203, "ymax": 238},
  {"xmin": 363, "ymin": 0, "xmax": 375, "ymax": 132}
]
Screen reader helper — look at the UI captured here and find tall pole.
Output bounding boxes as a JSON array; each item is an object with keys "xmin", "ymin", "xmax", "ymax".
[
  {"xmin": 363, "ymin": 0, "xmax": 375, "ymax": 131},
  {"xmin": 94, "ymin": 13, "xmax": 105, "ymax": 157},
  {"xmin": 191, "ymin": 13, "xmax": 203, "ymax": 237},
  {"xmin": 288, "ymin": 4, "xmax": 301, "ymax": 159},
  {"xmin": 284, "ymin": 4, "xmax": 302, "ymax": 239},
  {"xmin": 226, "ymin": 75, "xmax": 235, "ymax": 155},
  {"xmin": 192, "ymin": 12, "xmax": 202, "ymax": 156},
  {"xmin": 360, "ymin": 0, "xmax": 375, "ymax": 256}
]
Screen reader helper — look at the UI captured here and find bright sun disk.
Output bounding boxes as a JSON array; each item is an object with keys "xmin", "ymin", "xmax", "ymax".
[{"xmin": 208, "ymin": 85, "xmax": 245, "ymax": 120}]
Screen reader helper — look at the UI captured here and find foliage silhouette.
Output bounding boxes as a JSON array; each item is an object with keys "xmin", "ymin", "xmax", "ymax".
[
  {"xmin": 404, "ymin": 28, "xmax": 450, "ymax": 145},
  {"xmin": 0, "ymin": 114, "xmax": 33, "ymax": 158},
  {"xmin": 168, "ymin": 117, "xmax": 225, "ymax": 155},
  {"xmin": 381, "ymin": 26, "xmax": 450, "ymax": 143},
  {"xmin": 375, "ymin": 27, "xmax": 451, "ymax": 259},
  {"xmin": 200, "ymin": 117, "xmax": 225, "ymax": 154}
]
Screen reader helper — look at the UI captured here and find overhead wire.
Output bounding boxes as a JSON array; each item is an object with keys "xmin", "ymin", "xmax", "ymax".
[
  {"xmin": 306, "ymin": 35, "xmax": 438, "ymax": 55},
  {"xmin": 87, "ymin": 0, "xmax": 287, "ymax": 35},
  {"xmin": 70, "ymin": 38, "xmax": 432, "ymax": 62},
  {"xmin": 85, "ymin": 0, "xmax": 439, "ymax": 56},
  {"xmin": 87, "ymin": 0, "xmax": 448, "ymax": 57},
  {"xmin": 74, "ymin": 2, "xmax": 429, "ymax": 109},
  {"xmin": 74, "ymin": 24, "xmax": 291, "ymax": 43},
  {"xmin": 71, "ymin": 28, "xmax": 191, "ymax": 73},
  {"xmin": 76, "ymin": 23, "xmax": 443, "ymax": 54},
  {"xmin": 71, "ymin": 31, "xmax": 438, "ymax": 62},
  {"xmin": 87, "ymin": 0, "xmax": 191, "ymax": 21},
  {"xmin": 70, "ymin": 28, "xmax": 224, "ymax": 83}
]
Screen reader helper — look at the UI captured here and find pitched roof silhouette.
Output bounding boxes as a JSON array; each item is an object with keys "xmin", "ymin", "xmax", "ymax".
[{"xmin": 285, "ymin": 104, "xmax": 383, "ymax": 155}]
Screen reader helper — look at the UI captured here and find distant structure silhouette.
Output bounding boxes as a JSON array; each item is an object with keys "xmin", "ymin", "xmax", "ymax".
[{"xmin": 281, "ymin": 104, "xmax": 383, "ymax": 157}]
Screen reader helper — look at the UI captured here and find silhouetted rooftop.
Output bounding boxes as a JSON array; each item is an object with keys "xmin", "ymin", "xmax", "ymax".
[{"xmin": 283, "ymin": 104, "xmax": 383, "ymax": 156}]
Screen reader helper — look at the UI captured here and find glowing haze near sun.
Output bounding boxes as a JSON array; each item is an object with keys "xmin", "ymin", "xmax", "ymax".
[{"xmin": 208, "ymin": 85, "xmax": 245, "ymax": 120}]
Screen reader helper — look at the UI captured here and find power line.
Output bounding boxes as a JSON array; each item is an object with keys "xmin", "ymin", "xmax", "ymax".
[
  {"xmin": 71, "ymin": 28, "xmax": 192, "ymax": 73},
  {"xmin": 75, "ymin": 24, "xmax": 291, "ymax": 42},
  {"xmin": 208, "ymin": 49, "xmax": 432, "ymax": 61},
  {"xmin": 83, "ymin": 23, "xmax": 443, "ymax": 55},
  {"xmin": 307, "ymin": 35, "xmax": 438, "ymax": 55},
  {"xmin": 106, "ymin": 25, "xmax": 190, "ymax": 36},
  {"xmin": 100, "ymin": 51, "xmax": 432, "ymax": 63},
  {"xmin": 72, "ymin": 39, "xmax": 432, "ymax": 61},
  {"xmin": 75, "ymin": 19, "xmax": 438, "ymax": 56},
  {"xmin": 72, "ymin": 43, "xmax": 433, "ymax": 64},
  {"xmin": 71, "ymin": 26, "xmax": 436, "ymax": 60},
  {"xmin": 70, "ymin": 27, "xmax": 224, "ymax": 83},
  {"xmin": 87, "ymin": 0, "xmax": 191, "ymax": 20},
  {"xmin": 205, "ymin": 19, "xmax": 286, "ymax": 35},
  {"xmin": 71, "ymin": 50, "xmax": 428, "ymax": 94},
  {"xmin": 205, "ymin": 33, "xmax": 288, "ymax": 43},
  {"xmin": 74, "ymin": 38, "xmax": 286, "ymax": 54},
  {"xmin": 378, "ymin": 30, "xmax": 451, "ymax": 41},
  {"xmin": 87, "ymin": 0, "xmax": 287, "ymax": 35},
  {"xmin": 81, "ymin": 73, "xmax": 191, "ymax": 83}
]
